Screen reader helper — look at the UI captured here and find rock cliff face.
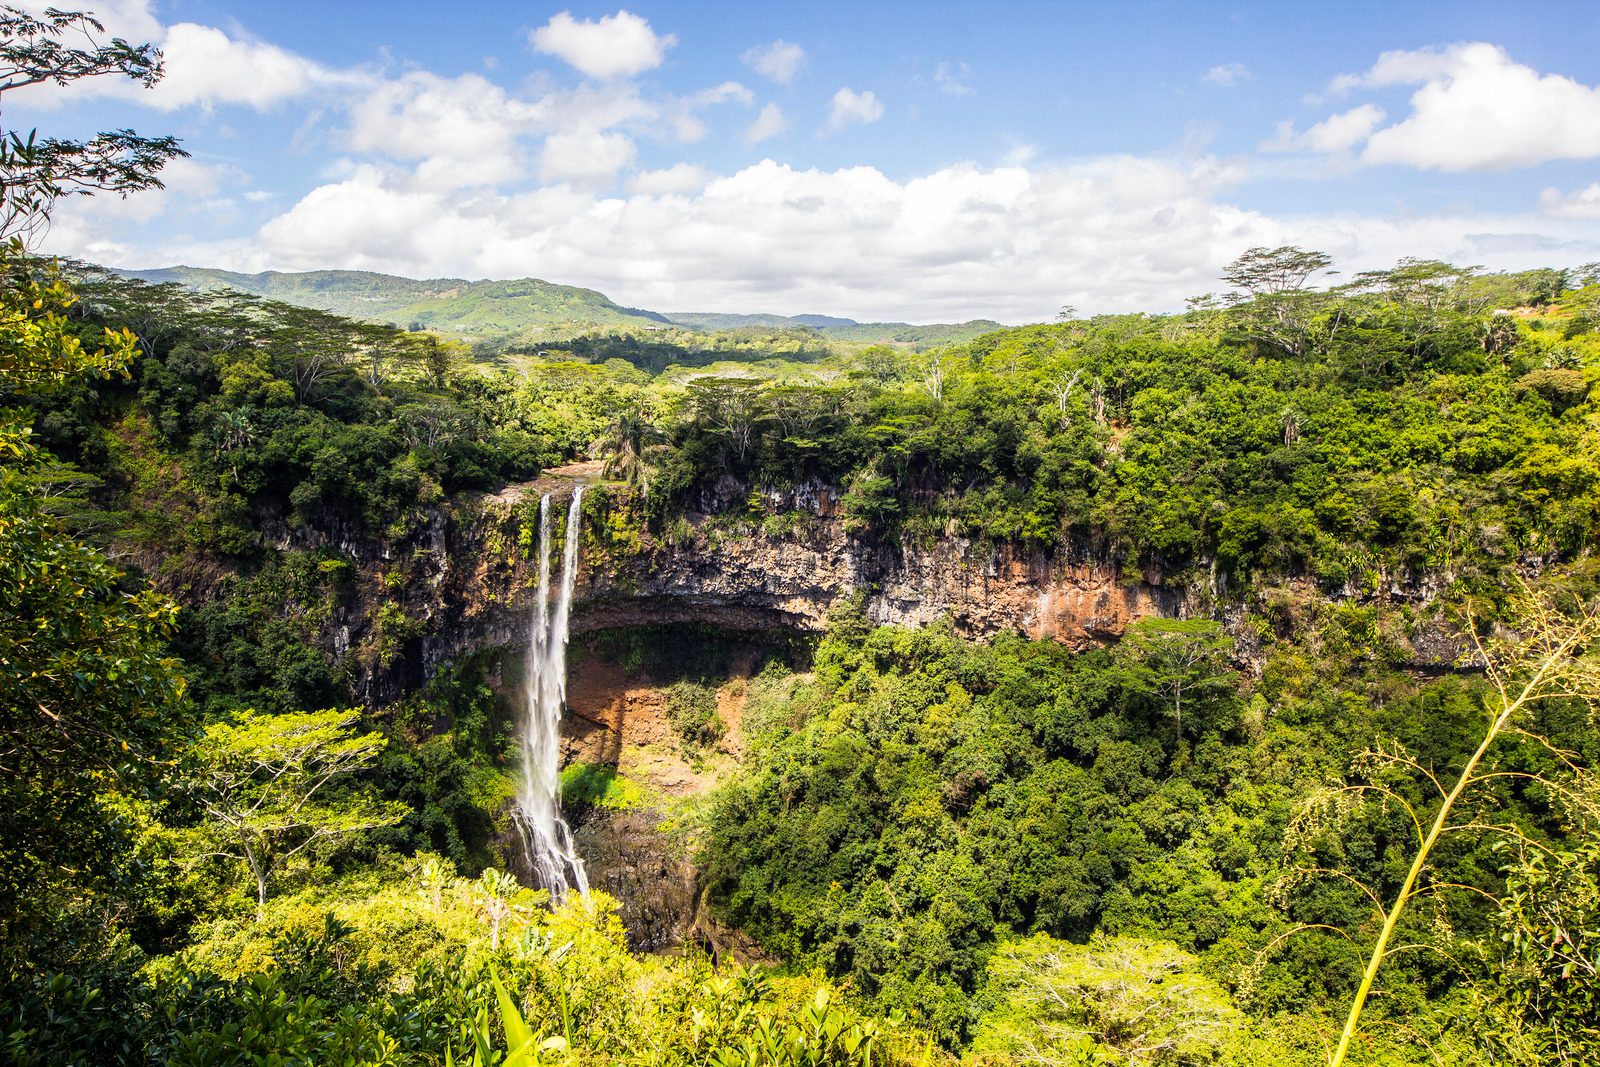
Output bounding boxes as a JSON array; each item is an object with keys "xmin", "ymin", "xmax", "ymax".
[
  {"xmin": 374, "ymin": 478, "xmax": 1189, "ymax": 705},
  {"xmin": 156, "ymin": 474, "xmax": 1458, "ymax": 947},
  {"xmin": 578, "ymin": 516, "xmax": 1184, "ymax": 643},
  {"xmin": 556, "ymin": 644, "xmax": 763, "ymax": 952},
  {"xmin": 213, "ymin": 473, "xmax": 1451, "ymax": 708}
]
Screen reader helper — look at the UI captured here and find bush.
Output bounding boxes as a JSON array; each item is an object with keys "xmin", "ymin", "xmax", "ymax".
[{"xmin": 665, "ymin": 679, "xmax": 723, "ymax": 752}]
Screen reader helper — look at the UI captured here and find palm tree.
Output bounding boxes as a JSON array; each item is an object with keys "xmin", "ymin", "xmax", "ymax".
[
  {"xmin": 474, "ymin": 867, "xmax": 522, "ymax": 950},
  {"xmin": 212, "ymin": 407, "xmax": 256, "ymax": 485},
  {"xmin": 595, "ymin": 407, "xmax": 662, "ymax": 485}
]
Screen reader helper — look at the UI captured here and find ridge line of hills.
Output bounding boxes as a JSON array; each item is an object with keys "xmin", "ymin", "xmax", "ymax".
[{"xmin": 117, "ymin": 265, "xmax": 1005, "ymax": 348}]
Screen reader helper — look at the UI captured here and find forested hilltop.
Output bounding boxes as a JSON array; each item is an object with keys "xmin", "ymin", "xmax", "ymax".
[
  {"xmin": 6, "ymin": 12, "xmax": 1600, "ymax": 1063},
  {"xmin": 45, "ymin": 252, "xmax": 1599, "ymax": 601},
  {"xmin": 120, "ymin": 265, "xmax": 1001, "ymax": 353}
]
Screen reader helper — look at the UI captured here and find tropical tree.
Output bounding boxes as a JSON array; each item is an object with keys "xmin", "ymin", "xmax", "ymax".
[
  {"xmin": 1113, "ymin": 618, "xmax": 1235, "ymax": 746},
  {"xmin": 689, "ymin": 378, "xmax": 767, "ymax": 463},
  {"xmin": 409, "ymin": 331, "xmax": 469, "ymax": 390},
  {"xmin": 473, "ymin": 867, "xmax": 529, "ymax": 950},
  {"xmin": 971, "ymin": 935, "xmax": 1242, "ymax": 1065},
  {"xmin": 1221, "ymin": 245, "xmax": 1336, "ymax": 358},
  {"xmin": 187, "ymin": 708, "xmax": 405, "ymax": 910},
  {"xmin": 595, "ymin": 406, "xmax": 662, "ymax": 484},
  {"xmin": 1222, "ymin": 245, "xmax": 1333, "ymax": 296}
]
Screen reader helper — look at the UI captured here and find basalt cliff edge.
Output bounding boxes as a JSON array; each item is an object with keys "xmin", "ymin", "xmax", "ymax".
[{"xmin": 160, "ymin": 473, "xmax": 1460, "ymax": 709}]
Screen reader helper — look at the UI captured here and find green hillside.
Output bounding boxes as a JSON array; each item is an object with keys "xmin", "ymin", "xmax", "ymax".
[
  {"xmin": 666, "ymin": 311, "xmax": 858, "ymax": 329},
  {"xmin": 117, "ymin": 267, "xmax": 1007, "ymax": 352},
  {"xmin": 668, "ymin": 310, "xmax": 1007, "ymax": 348},
  {"xmin": 120, "ymin": 266, "xmax": 668, "ymax": 338},
  {"xmin": 820, "ymin": 317, "xmax": 1004, "ymax": 346}
]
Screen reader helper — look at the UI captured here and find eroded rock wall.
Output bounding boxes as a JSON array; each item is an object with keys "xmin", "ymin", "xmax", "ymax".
[
  {"xmin": 191, "ymin": 475, "xmax": 1453, "ymax": 707},
  {"xmin": 577, "ymin": 517, "xmax": 1183, "ymax": 643}
]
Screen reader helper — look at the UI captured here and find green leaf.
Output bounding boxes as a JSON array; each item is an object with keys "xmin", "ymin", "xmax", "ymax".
[{"xmin": 493, "ymin": 971, "xmax": 536, "ymax": 1060}]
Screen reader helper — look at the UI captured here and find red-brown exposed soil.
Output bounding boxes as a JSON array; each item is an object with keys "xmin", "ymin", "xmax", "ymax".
[{"xmin": 560, "ymin": 654, "xmax": 751, "ymax": 796}]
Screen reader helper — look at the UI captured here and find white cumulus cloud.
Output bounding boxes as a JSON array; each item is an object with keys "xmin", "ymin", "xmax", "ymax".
[
  {"xmin": 1541, "ymin": 183, "xmax": 1600, "ymax": 220},
  {"xmin": 744, "ymin": 103, "xmax": 789, "ymax": 144},
  {"xmin": 670, "ymin": 81, "xmax": 754, "ymax": 142},
  {"xmin": 824, "ymin": 88, "xmax": 884, "ymax": 133},
  {"xmin": 337, "ymin": 69, "xmax": 751, "ymax": 189},
  {"xmin": 191, "ymin": 156, "xmax": 1265, "ymax": 320},
  {"xmin": 10, "ymin": 7, "xmax": 360, "ymax": 112},
  {"xmin": 742, "ymin": 40, "xmax": 806, "ymax": 84},
  {"xmin": 1300, "ymin": 43, "xmax": 1600, "ymax": 170},
  {"xmin": 538, "ymin": 128, "xmax": 637, "ymax": 186},
  {"xmin": 629, "ymin": 163, "xmax": 712, "ymax": 195},
  {"xmin": 529, "ymin": 10, "xmax": 675, "ymax": 81},
  {"xmin": 49, "ymin": 148, "xmax": 1600, "ymax": 322},
  {"xmin": 345, "ymin": 71, "xmax": 544, "ymax": 186},
  {"xmin": 1264, "ymin": 103, "xmax": 1386, "ymax": 154},
  {"xmin": 149, "ymin": 23, "xmax": 359, "ymax": 110}
]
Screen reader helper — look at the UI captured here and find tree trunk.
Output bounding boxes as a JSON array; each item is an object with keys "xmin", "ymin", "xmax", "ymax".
[{"xmin": 245, "ymin": 843, "xmax": 267, "ymax": 916}]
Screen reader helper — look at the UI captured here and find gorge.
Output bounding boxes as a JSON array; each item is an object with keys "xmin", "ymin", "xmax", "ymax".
[
  {"xmin": 9, "ymin": 5, "xmax": 1600, "ymax": 1063},
  {"xmin": 9, "ymin": 253, "xmax": 1596, "ymax": 1067}
]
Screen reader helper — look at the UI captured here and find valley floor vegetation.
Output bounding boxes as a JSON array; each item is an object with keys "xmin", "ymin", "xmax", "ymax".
[{"xmin": 5, "ymin": 8, "xmax": 1600, "ymax": 1065}]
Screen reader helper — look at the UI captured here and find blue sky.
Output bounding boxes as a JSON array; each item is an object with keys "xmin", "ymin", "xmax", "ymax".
[{"xmin": 14, "ymin": 0, "xmax": 1600, "ymax": 321}]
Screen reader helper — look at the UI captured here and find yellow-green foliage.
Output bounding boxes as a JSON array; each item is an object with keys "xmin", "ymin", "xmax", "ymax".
[
  {"xmin": 970, "ymin": 935, "xmax": 1241, "ymax": 1065},
  {"xmin": 585, "ymin": 484, "xmax": 648, "ymax": 564},
  {"xmin": 559, "ymin": 762, "xmax": 645, "ymax": 811},
  {"xmin": 464, "ymin": 764, "xmax": 518, "ymax": 814},
  {"xmin": 141, "ymin": 859, "xmax": 935, "ymax": 1067},
  {"xmin": 966, "ymin": 933, "xmax": 1472, "ymax": 1066},
  {"xmin": 163, "ymin": 880, "xmax": 476, "ymax": 981},
  {"xmin": 160, "ymin": 854, "xmax": 538, "ymax": 983},
  {"xmin": 0, "ymin": 249, "xmax": 137, "ymax": 395}
]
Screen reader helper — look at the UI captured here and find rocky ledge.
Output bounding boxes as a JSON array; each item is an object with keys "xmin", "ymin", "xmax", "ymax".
[
  {"xmin": 400, "ymin": 478, "xmax": 1187, "ymax": 701},
  {"xmin": 206, "ymin": 472, "xmax": 1457, "ymax": 705}
]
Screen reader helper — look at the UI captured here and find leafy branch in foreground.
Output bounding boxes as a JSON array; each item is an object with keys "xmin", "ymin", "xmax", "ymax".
[
  {"xmin": 1487, "ymin": 788, "xmax": 1600, "ymax": 1065},
  {"xmin": 1266, "ymin": 584, "xmax": 1600, "ymax": 1067},
  {"xmin": 0, "ymin": 5, "xmax": 186, "ymax": 243},
  {"xmin": 0, "ymin": 247, "xmax": 141, "ymax": 396}
]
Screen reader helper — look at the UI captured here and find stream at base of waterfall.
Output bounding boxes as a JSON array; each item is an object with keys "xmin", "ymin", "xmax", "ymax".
[{"xmin": 516, "ymin": 486, "xmax": 590, "ymax": 901}]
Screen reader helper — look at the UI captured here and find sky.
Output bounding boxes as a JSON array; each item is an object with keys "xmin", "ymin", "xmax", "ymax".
[{"xmin": 13, "ymin": 0, "xmax": 1600, "ymax": 323}]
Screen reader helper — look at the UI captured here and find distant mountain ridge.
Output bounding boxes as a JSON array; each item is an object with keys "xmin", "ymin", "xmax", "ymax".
[
  {"xmin": 118, "ymin": 266, "xmax": 669, "ymax": 337},
  {"xmin": 665, "ymin": 311, "xmax": 1004, "ymax": 345},
  {"xmin": 117, "ymin": 265, "xmax": 1006, "ymax": 347},
  {"xmin": 666, "ymin": 311, "xmax": 860, "ymax": 330}
]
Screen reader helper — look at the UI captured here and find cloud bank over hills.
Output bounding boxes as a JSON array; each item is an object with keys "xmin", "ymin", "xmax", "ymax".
[{"xmin": 25, "ymin": 1, "xmax": 1600, "ymax": 322}]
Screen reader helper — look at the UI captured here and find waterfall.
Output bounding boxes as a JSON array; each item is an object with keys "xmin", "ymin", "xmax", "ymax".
[{"xmin": 516, "ymin": 486, "xmax": 590, "ymax": 901}]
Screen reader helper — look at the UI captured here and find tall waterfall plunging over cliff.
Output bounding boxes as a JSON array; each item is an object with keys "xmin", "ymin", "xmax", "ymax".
[{"xmin": 516, "ymin": 487, "xmax": 590, "ymax": 901}]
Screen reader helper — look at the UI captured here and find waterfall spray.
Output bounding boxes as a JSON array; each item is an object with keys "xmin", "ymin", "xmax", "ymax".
[{"xmin": 516, "ymin": 486, "xmax": 590, "ymax": 901}]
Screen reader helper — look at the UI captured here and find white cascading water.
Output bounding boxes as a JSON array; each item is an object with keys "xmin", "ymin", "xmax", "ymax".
[{"xmin": 516, "ymin": 486, "xmax": 590, "ymax": 901}]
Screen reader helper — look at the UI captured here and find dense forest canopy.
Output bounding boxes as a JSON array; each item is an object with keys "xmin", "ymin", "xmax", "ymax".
[
  {"xmin": 5, "ymin": 9, "xmax": 1600, "ymax": 1067},
  {"xmin": 35, "ymin": 248, "xmax": 1600, "ymax": 597}
]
